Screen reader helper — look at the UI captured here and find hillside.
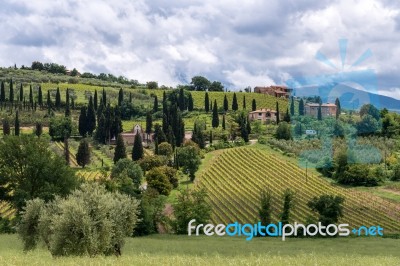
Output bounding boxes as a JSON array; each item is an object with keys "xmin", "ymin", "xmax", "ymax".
[{"xmin": 196, "ymin": 146, "xmax": 400, "ymax": 232}]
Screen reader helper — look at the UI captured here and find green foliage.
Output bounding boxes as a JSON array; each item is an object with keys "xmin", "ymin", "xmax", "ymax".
[
  {"xmin": 252, "ymin": 98, "xmax": 256, "ymax": 111},
  {"xmin": 0, "ymin": 135, "xmax": 78, "ymax": 212},
  {"xmin": 223, "ymin": 94, "xmax": 228, "ymax": 112},
  {"xmin": 147, "ymin": 81, "xmax": 158, "ymax": 90},
  {"xmin": 158, "ymin": 142, "xmax": 173, "ymax": 157},
  {"xmin": 190, "ymin": 76, "xmax": 210, "ymax": 91},
  {"xmin": 2, "ymin": 118, "xmax": 10, "ymax": 135},
  {"xmin": 132, "ymin": 133, "xmax": 144, "ymax": 161},
  {"xmin": 290, "ymin": 97, "xmax": 295, "ymax": 116},
  {"xmin": 113, "ymin": 134, "xmax": 127, "ymax": 163},
  {"xmin": 209, "ymin": 81, "xmax": 224, "ymax": 91},
  {"xmin": 307, "ymin": 194, "xmax": 345, "ymax": 226},
  {"xmin": 259, "ymin": 190, "xmax": 272, "ymax": 225},
  {"xmin": 204, "ymin": 92, "xmax": 209, "ymax": 112},
  {"xmin": 232, "ymin": 92, "xmax": 238, "ymax": 111},
  {"xmin": 176, "ymin": 141, "xmax": 201, "ymax": 181},
  {"xmin": 172, "ymin": 188, "xmax": 211, "ymax": 234},
  {"xmin": 191, "ymin": 120, "xmax": 206, "ymax": 149},
  {"xmin": 35, "ymin": 121, "xmax": 43, "ymax": 137},
  {"xmin": 280, "ymin": 189, "xmax": 294, "ymax": 225},
  {"xmin": 275, "ymin": 121, "xmax": 292, "ymax": 140},
  {"xmin": 76, "ymin": 139, "xmax": 91, "ymax": 168},
  {"xmin": 19, "ymin": 183, "xmax": 140, "ymax": 257},
  {"xmin": 299, "ymin": 98, "xmax": 304, "ymax": 116},
  {"xmin": 356, "ymin": 114, "xmax": 380, "ymax": 136},
  {"xmin": 14, "ymin": 111, "xmax": 20, "ymax": 136},
  {"xmin": 78, "ymin": 106, "xmax": 87, "ymax": 136},
  {"xmin": 49, "ymin": 116, "xmax": 72, "ymax": 140},
  {"xmin": 317, "ymin": 104, "xmax": 322, "ymax": 120},
  {"xmin": 111, "ymin": 158, "xmax": 143, "ymax": 192},
  {"xmin": 87, "ymin": 96, "xmax": 96, "ymax": 135},
  {"xmin": 138, "ymin": 155, "xmax": 165, "ymax": 172},
  {"xmin": 212, "ymin": 99, "xmax": 219, "ymax": 128},
  {"xmin": 146, "ymin": 167, "xmax": 173, "ymax": 196},
  {"xmin": 360, "ymin": 104, "xmax": 380, "ymax": 121}
]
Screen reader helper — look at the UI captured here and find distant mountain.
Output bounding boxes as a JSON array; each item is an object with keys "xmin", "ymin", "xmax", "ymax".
[{"xmin": 292, "ymin": 83, "xmax": 400, "ymax": 111}]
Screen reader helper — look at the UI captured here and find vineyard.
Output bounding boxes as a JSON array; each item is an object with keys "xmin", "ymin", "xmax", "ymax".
[
  {"xmin": 196, "ymin": 147, "xmax": 400, "ymax": 232},
  {"xmin": 0, "ymin": 201, "xmax": 15, "ymax": 219}
]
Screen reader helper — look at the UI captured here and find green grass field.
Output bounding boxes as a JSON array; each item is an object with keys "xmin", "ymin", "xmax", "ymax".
[{"xmin": 0, "ymin": 234, "xmax": 399, "ymax": 265}]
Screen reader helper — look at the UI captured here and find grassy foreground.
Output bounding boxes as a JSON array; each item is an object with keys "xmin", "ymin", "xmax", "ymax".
[{"xmin": 0, "ymin": 234, "xmax": 399, "ymax": 265}]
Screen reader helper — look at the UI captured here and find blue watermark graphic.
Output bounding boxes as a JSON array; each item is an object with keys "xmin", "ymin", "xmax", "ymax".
[{"xmin": 188, "ymin": 219, "xmax": 384, "ymax": 241}]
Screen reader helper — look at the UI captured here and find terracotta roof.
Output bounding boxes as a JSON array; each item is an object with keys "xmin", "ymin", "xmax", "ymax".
[{"xmin": 249, "ymin": 108, "xmax": 277, "ymax": 114}]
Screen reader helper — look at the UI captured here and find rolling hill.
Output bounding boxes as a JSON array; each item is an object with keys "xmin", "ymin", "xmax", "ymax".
[{"xmin": 196, "ymin": 146, "xmax": 400, "ymax": 232}]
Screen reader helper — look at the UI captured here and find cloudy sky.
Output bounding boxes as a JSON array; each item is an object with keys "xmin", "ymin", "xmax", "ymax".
[{"xmin": 0, "ymin": 0, "xmax": 399, "ymax": 98}]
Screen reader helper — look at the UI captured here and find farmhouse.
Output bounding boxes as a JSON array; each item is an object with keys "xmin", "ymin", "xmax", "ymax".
[
  {"xmin": 304, "ymin": 103, "xmax": 337, "ymax": 118},
  {"xmin": 254, "ymin": 85, "xmax": 292, "ymax": 98},
  {"xmin": 248, "ymin": 108, "xmax": 278, "ymax": 123},
  {"xmin": 119, "ymin": 124, "xmax": 152, "ymax": 145}
]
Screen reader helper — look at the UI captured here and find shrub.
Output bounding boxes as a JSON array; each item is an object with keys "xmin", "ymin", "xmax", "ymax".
[{"xmin": 18, "ymin": 183, "xmax": 140, "ymax": 257}]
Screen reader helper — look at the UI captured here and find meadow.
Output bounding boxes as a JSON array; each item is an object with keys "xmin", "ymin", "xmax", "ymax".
[{"xmin": 0, "ymin": 234, "xmax": 399, "ymax": 265}]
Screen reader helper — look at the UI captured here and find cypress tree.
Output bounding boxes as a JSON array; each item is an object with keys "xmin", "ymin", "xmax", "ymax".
[
  {"xmin": 38, "ymin": 86, "xmax": 43, "ymax": 107},
  {"xmin": 222, "ymin": 114, "xmax": 226, "ymax": 130},
  {"xmin": 14, "ymin": 110, "xmax": 20, "ymax": 136},
  {"xmin": 191, "ymin": 120, "xmax": 205, "ymax": 148},
  {"xmin": 76, "ymin": 139, "xmax": 91, "ymax": 168},
  {"xmin": 65, "ymin": 89, "xmax": 70, "ymax": 117},
  {"xmin": 95, "ymin": 114, "xmax": 106, "ymax": 143},
  {"xmin": 252, "ymin": 99, "xmax": 256, "ymax": 111},
  {"xmin": 19, "ymin": 83, "xmax": 23, "ymax": 102},
  {"xmin": 317, "ymin": 104, "xmax": 322, "ymax": 120},
  {"xmin": 290, "ymin": 97, "xmax": 295, "ymax": 116},
  {"xmin": 178, "ymin": 88, "xmax": 185, "ymax": 111},
  {"xmin": 132, "ymin": 132, "xmax": 144, "ymax": 161},
  {"xmin": 188, "ymin": 93, "xmax": 194, "ymax": 111},
  {"xmin": 259, "ymin": 190, "xmax": 272, "ymax": 226},
  {"xmin": 102, "ymin": 88, "xmax": 107, "ymax": 105},
  {"xmin": 243, "ymin": 95, "xmax": 246, "ymax": 109},
  {"xmin": 166, "ymin": 126, "xmax": 175, "ymax": 148},
  {"xmin": 78, "ymin": 106, "xmax": 87, "ymax": 137},
  {"xmin": 246, "ymin": 117, "xmax": 251, "ymax": 134},
  {"xmin": 146, "ymin": 111, "xmax": 153, "ymax": 140},
  {"xmin": 299, "ymin": 98, "xmax": 304, "ymax": 116},
  {"xmin": 129, "ymin": 92, "xmax": 132, "ymax": 103},
  {"xmin": 28, "ymin": 85, "xmax": 33, "ymax": 105},
  {"xmin": 335, "ymin": 98, "xmax": 341, "ymax": 119},
  {"xmin": 35, "ymin": 121, "xmax": 43, "ymax": 137},
  {"xmin": 87, "ymin": 96, "xmax": 96, "ymax": 135},
  {"xmin": 0, "ymin": 81, "xmax": 5, "ymax": 102},
  {"xmin": 223, "ymin": 94, "xmax": 228, "ymax": 112},
  {"xmin": 2, "ymin": 118, "xmax": 10, "ymax": 135},
  {"xmin": 113, "ymin": 134, "xmax": 127, "ymax": 163},
  {"xmin": 154, "ymin": 124, "xmax": 167, "ymax": 144},
  {"xmin": 232, "ymin": 92, "xmax": 238, "ymax": 111},
  {"xmin": 55, "ymin": 87, "xmax": 61, "ymax": 109},
  {"xmin": 94, "ymin": 90, "xmax": 98, "ymax": 110},
  {"xmin": 47, "ymin": 90, "xmax": 51, "ymax": 107},
  {"xmin": 280, "ymin": 189, "xmax": 294, "ymax": 225},
  {"xmin": 204, "ymin": 92, "xmax": 209, "ymax": 112},
  {"xmin": 241, "ymin": 121, "xmax": 249, "ymax": 142},
  {"xmin": 118, "ymin": 88, "xmax": 123, "ymax": 106},
  {"xmin": 283, "ymin": 108, "xmax": 291, "ymax": 122},
  {"xmin": 209, "ymin": 130, "xmax": 213, "ymax": 144},
  {"xmin": 276, "ymin": 102, "xmax": 280, "ymax": 124},
  {"xmin": 210, "ymin": 100, "xmax": 213, "ymax": 111},
  {"xmin": 212, "ymin": 100, "xmax": 219, "ymax": 128},
  {"xmin": 9, "ymin": 79, "xmax": 14, "ymax": 103},
  {"xmin": 153, "ymin": 95, "xmax": 158, "ymax": 112}
]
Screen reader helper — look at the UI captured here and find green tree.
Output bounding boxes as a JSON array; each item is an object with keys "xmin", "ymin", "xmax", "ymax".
[
  {"xmin": 212, "ymin": 100, "xmax": 219, "ymax": 128},
  {"xmin": 317, "ymin": 104, "xmax": 322, "ymax": 120},
  {"xmin": 252, "ymin": 98, "xmax": 256, "ymax": 111},
  {"xmin": 275, "ymin": 121, "xmax": 291, "ymax": 140},
  {"xmin": 307, "ymin": 194, "xmax": 345, "ymax": 226},
  {"xmin": 204, "ymin": 92, "xmax": 209, "ymax": 112},
  {"xmin": 0, "ymin": 136, "xmax": 78, "ymax": 212},
  {"xmin": 94, "ymin": 89, "xmax": 98, "ymax": 110},
  {"xmin": 0, "ymin": 81, "xmax": 5, "ymax": 102},
  {"xmin": 360, "ymin": 103, "xmax": 380, "ymax": 120},
  {"xmin": 132, "ymin": 133, "xmax": 144, "ymax": 161},
  {"xmin": 190, "ymin": 76, "xmax": 210, "ymax": 91},
  {"xmin": 47, "ymin": 90, "xmax": 51, "ymax": 107},
  {"xmin": 55, "ymin": 87, "xmax": 61, "ymax": 109},
  {"xmin": 298, "ymin": 98, "xmax": 304, "ymax": 115},
  {"xmin": 49, "ymin": 117, "xmax": 72, "ymax": 140},
  {"xmin": 18, "ymin": 183, "xmax": 139, "ymax": 256},
  {"xmin": 145, "ymin": 112, "xmax": 153, "ymax": 140},
  {"xmin": 111, "ymin": 158, "xmax": 143, "ymax": 191},
  {"xmin": 191, "ymin": 120, "xmax": 206, "ymax": 149},
  {"xmin": 35, "ymin": 121, "xmax": 43, "ymax": 137},
  {"xmin": 118, "ymin": 88, "xmax": 124, "ymax": 106},
  {"xmin": 188, "ymin": 93, "xmax": 194, "ymax": 111},
  {"xmin": 78, "ymin": 106, "xmax": 87, "ymax": 137},
  {"xmin": 146, "ymin": 167, "xmax": 172, "ymax": 196},
  {"xmin": 223, "ymin": 94, "xmax": 228, "ymax": 112},
  {"xmin": 158, "ymin": 142, "xmax": 173, "ymax": 157},
  {"xmin": 356, "ymin": 114, "xmax": 380, "ymax": 136},
  {"xmin": 9, "ymin": 79, "xmax": 14, "ymax": 103},
  {"xmin": 14, "ymin": 111, "xmax": 20, "ymax": 136},
  {"xmin": 283, "ymin": 108, "xmax": 291, "ymax": 123},
  {"xmin": 335, "ymin": 98, "xmax": 341, "ymax": 119},
  {"xmin": 280, "ymin": 189, "xmax": 294, "ymax": 225},
  {"xmin": 243, "ymin": 95, "xmax": 246, "ymax": 109},
  {"xmin": 176, "ymin": 141, "xmax": 201, "ymax": 181},
  {"xmin": 2, "ymin": 118, "xmax": 11, "ymax": 135},
  {"xmin": 290, "ymin": 97, "xmax": 295, "ymax": 116},
  {"xmin": 276, "ymin": 101, "xmax": 280, "ymax": 123},
  {"xmin": 87, "ymin": 96, "xmax": 96, "ymax": 135},
  {"xmin": 209, "ymin": 81, "xmax": 224, "ymax": 91},
  {"xmin": 64, "ymin": 89, "xmax": 70, "ymax": 117},
  {"xmin": 147, "ymin": 81, "xmax": 158, "ymax": 90},
  {"xmin": 29, "ymin": 85, "xmax": 33, "ymax": 105},
  {"xmin": 114, "ymin": 134, "xmax": 127, "ymax": 163},
  {"xmin": 259, "ymin": 190, "xmax": 272, "ymax": 225},
  {"xmin": 172, "ymin": 188, "xmax": 211, "ymax": 234},
  {"xmin": 38, "ymin": 85, "xmax": 43, "ymax": 107},
  {"xmin": 222, "ymin": 114, "xmax": 226, "ymax": 130},
  {"xmin": 178, "ymin": 88, "xmax": 185, "ymax": 111},
  {"xmin": 232, "ymin": 92, "xmax": 238, "ymax": 111},
  {"xmin": 153, "ymin": 95, "xmax": 158, "ymax": 112},
  {"xmin": 138, "ymin": 155, "xmax": 165, "ymax": 172},
  {"xmin": 76, "ymin": 139, "xmax": 90, "ymax": 168}
]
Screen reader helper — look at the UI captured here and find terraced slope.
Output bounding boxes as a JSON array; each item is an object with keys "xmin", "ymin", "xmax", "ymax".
[{"xmin": 196, "ymin": 147, "xmax": 400, "ymax": 232}]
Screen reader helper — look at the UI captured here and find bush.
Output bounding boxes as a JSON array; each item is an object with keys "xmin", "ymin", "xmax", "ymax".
[
  {"xmin": 18, "ymin": 183, "xmax": 140, "ymax": 257},
  {"xmin": 146, "ymin": 168, "xmax": 173, "ymax": 196}
]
